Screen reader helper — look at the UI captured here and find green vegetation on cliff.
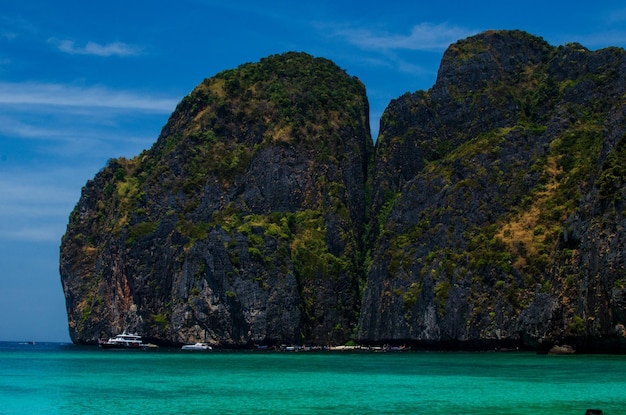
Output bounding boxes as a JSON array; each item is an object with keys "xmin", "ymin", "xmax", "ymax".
[
  {"xmin": 61, "ymin": 32, "xmax": 626, "ymax": 352},
  {"xmin": 360, "ymin": 30, "xmax": 626, "ymax": 351},
  {"xmin": 61, "ymin": 52, "xmax": 372, "ymax": 346}
]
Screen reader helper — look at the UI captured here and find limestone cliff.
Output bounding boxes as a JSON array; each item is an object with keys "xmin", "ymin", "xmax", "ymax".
[
  {"xmin": 61, "ymin": 31, "xmax": 626, "ymax": 351},
  {"xmin": 360, "ymin": 30, "xmax": 626, "ymax": 352},
  {"xmin": 60, "ymin": 52, "xmax": 373, "ymax": 346}
]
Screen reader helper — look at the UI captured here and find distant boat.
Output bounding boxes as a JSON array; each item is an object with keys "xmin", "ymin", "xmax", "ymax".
[
  {"xmin": 254, "ymin": 344, "xmax": 271, "ymax": 351},
  {"xmin": 181, "ymin": 342, "xmax": 212, "ymax": 351},
  {"xmin": 98, "ymin": 332, "xmax": 146, "ymax": 349}
]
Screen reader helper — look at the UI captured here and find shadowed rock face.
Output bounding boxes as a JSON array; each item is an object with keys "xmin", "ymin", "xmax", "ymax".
[
  {"xmin": 62, "ymin": 31, "xmax": 626, "ymax": 351},
  {"xmin": 360, "ymin": 30, "xmax": 626, "ymax": 352}
]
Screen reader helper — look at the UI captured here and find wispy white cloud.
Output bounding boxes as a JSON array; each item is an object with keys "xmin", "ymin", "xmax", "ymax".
[
  {"xmin": 49, "ymin": 38, "xmax": 142, "ymax": 57},
  {"xmin": 0, "ymin": 169, "xmax": 80, "ymax": 242},
  {"xmin": 0, "ymin": 82, "xmax": 173, "ymax": 164},
  {"xmin": 0, "ymin": 114, "xmax": 162, "ymax": 244},
  {"xmin": 0, "ymin": 14, "xmax": 38, "ymax": 41},
  {"xmin": 0, "ymin": 115, "xmax": 62, "ymax": 140},
  {"xmin": 0, "ymin": 80, "xmax": 175, "ymax": 245},
  {"xmin": 0, "ymin": 178, "xmax": 73, "ymax": 216},
  {"xmin": 0, "ymin": 82, "xmax": 178, "ymax": 112},
  {"xmin": 3, "ymin": 225, "xmax": 65, "ymax": 243},
  {"xmin": 1, "ymin": 32, "xmax": 18, "ymax": 41},
  {"xmin": 0, "ymin": 113, "xmax": 155, "ymax": 162},
  {"xmin": 331, "ymin": 22, "xmax": 475, "ymax": 52}
]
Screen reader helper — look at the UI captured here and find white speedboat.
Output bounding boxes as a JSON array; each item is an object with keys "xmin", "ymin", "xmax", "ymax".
[
  {"xmin": 181, "ymin": 342, "xmax": 212, "ymax": 351},
  {"xmin": 98, "ymin": 332, "xmax": 146, "ymax": 349}
]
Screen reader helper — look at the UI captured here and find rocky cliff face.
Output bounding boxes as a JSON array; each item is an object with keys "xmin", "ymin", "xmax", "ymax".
[
  {"xmin": 60, "ymin": 52, "xmax": 373, "ymax": 346},
  {"xmin": 360, "ymin": 30, "xmax": 626, "ymax": 352},
  {"xmin": 61, "ymin": 31, "xmax": 626, "ymax": 351}
]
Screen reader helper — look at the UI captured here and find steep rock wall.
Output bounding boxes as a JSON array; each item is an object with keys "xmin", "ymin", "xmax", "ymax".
[
  {"xmin": 60, "ymin": 52, "xmax": 373, "ymax": 346},
  {"xmin": 359, "ymin": 30, "xmax": 626, "ymax": 351}
]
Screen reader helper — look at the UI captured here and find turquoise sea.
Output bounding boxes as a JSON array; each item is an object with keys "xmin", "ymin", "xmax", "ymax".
[{"xmin": 0, "ymin": 342, "xmax": 623, "ymax": 414}]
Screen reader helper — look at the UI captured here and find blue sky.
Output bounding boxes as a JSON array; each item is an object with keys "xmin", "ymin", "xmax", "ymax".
[{"xmin": 1, "ymin": 0, "xmax": 625, "ymax": 342}]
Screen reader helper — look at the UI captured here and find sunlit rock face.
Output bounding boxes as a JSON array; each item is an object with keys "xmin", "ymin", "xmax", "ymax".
[{"xmin": 60, "ymin": 52, "xmax": 373, "ymax": 347}]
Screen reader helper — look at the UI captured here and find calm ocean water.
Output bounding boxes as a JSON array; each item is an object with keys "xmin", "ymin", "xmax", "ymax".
[{"xmin": 0, "ymin": 342, "xmax": 623, "ymax": 414}]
